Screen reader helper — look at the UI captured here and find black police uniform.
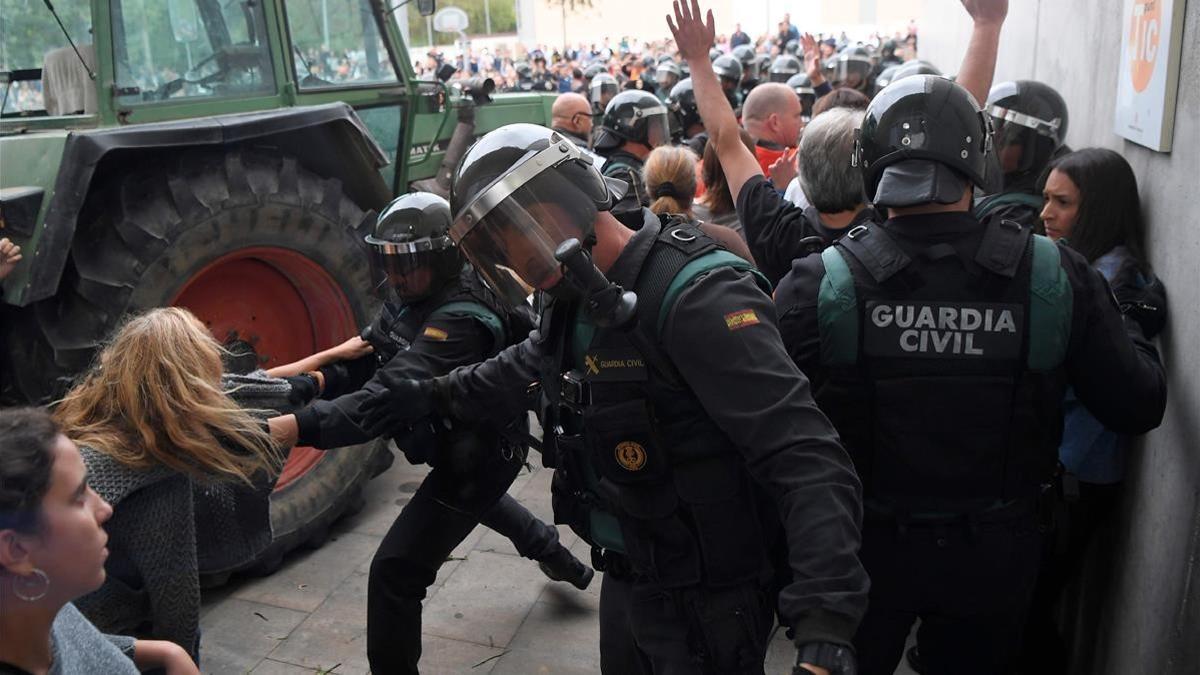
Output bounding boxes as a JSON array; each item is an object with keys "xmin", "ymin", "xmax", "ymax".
[
  {"xmin": 552, "ymin": 125, "xmax": 591, "ymax": 149},
  {"xmin": 437, "ymin": 210, "xmax": 868, "ymax": 673},
  {"xmin": 774, "ymin": 213, "xmax": 1165, "ymax": 674},
  {"xmin": 736, "ymin": 175, "xmax": 880, "ymax": 286},
  {"xmin": 292, "ymin": 271, "xmax": 568, "ymax": 675},
  {"xmin": 771, "ymin": 74, "xmax": 1166, "ymax": 675}
]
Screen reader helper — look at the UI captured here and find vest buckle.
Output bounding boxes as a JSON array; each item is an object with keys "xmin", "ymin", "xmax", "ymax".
[{"xmin": 846, "ymin": 224, "xmax": 870, "ymax": 240}]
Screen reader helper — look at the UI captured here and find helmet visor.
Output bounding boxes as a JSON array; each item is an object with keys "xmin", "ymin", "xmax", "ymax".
[
  {"xmin": 590, "ymin": 80, "xmax": 618, "ymax": 108},
  {"xmin": 643, "ymin": 109, "xmax": 671, "ymax": 148},
  {"xmin": 367, "ymin": 246, "xmax": 446, "ymax": 300},
  {"xmin": 452, "ymin": 139, "xmax": 609, "ymax": 305}
]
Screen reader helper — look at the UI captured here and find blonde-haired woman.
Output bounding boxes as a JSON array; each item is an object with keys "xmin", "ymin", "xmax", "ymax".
[
  {"xmin": 54, "ymin": 307, "xmax": 286, "ymax": 661},
  {"xmin": 643, "ymin": 145, "xmax": 756, "ymax": 263}
]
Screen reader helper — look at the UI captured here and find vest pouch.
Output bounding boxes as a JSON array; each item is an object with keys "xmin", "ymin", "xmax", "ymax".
[
  {"xmin": 872, "ymin": 374, "xmax": 1015, "ymax": 508},
  {"xmin": 674, "ymin": 455, "xmax": 771, "ymax": 585},
  {"xmin": 612, "ymin": 479, "xmax": 703, "ymax": 587},
  {"xmin": 585, "ymin": 399, "xmax": 670, "ymax": 485}
]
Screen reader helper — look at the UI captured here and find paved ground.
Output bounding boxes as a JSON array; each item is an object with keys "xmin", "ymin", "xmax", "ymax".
[{"xmin": 200, "ymin": 450, "xmax": 916, "ymax": 674}]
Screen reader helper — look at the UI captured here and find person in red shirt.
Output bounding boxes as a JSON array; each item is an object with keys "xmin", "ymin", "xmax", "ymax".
[{"xmin": 740, "ymin": 83, "xmax": 804, "ymax": 176}]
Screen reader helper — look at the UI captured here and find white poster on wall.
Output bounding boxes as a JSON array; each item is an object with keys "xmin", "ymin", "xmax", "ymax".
[{"xmin": 1113, "ymin": 0, "xmax": 1189, "ymax": 152}]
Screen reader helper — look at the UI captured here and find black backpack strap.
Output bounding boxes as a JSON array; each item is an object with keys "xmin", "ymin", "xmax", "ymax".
[
  {"xmin": 836, "ymin": 224, "xmax": 912, "ymax": 284},
  {"xmin": 975, "ymin": 218, "xmax": 1031, "ymax": 278}
]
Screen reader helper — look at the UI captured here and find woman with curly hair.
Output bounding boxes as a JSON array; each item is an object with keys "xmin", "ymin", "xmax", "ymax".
[{"xmin": 54, "ymin": 307, "xmax": 286, "ymax": 662}]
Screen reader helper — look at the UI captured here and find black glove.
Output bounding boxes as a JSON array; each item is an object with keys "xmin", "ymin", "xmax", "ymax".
[
  {"xmin": 282, "ymin": 374, "xmax": 320, "ymax": 409},
  {"xmin": 359, "ymin": 374, "xmax": 434, "ymax": 439},
  {"xmin": 1112, "ymin": 274, "xmax": 1167, "ymax": 339}
]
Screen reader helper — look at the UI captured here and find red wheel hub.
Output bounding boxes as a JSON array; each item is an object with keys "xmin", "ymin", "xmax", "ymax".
[{"xmin": 171, "ymin": 247, "xmax": 359, "ymax": 491}]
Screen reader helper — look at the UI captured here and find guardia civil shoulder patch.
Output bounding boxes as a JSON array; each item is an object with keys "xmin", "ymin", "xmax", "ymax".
[
  {"xmin": 724, "ymin": 309, "xmax": 760, "ymax": 331},
  {"xmin": 422, "ymin": 326, "xmax": 449, "ymax": 341}
]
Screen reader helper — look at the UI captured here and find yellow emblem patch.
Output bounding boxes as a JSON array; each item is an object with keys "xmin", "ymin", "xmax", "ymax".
[
  {"xmin": 724, "ymin": 309, "xmax": 760, "ymax": 331},
  {"xmin": 614, "ymin": 441, "xmax": 647, "ymax": 472},
  {"xmin": 422, "ymin": 326, "xmax": 449, "ymax": 341}
]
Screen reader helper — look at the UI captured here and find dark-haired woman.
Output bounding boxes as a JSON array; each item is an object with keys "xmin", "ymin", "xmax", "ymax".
[
  {"xmin": 1023, "ymin": 147, "xmax": 1168, "ymax": 673},
  {"xmin": 0, "ymin": 408, "xmax": 198, "ymax": 675}
]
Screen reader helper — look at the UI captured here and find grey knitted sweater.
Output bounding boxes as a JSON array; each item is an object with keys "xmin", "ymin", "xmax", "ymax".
[
  {"xmin": 0, "ymin": 603, "xmax": 139, "ymax": 675},
  {"xmin": 73, "ymin": 371, "xmax": 294, "ymax": 654}
]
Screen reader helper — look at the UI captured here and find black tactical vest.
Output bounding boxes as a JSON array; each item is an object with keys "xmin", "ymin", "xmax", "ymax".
[
  {"xmin": 539, "ymin": 217, "xmax": 777, "ymax": 588},
  {"xmin": 815, "ymin": 219, "xmax": 1073, "ymax": 517}
]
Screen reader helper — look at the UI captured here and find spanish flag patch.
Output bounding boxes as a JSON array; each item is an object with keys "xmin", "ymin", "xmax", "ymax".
[
  {"xmin": 724, "ymin": 309, "xmax": 760, "ymax": 331},
  {"xmin": 422, "ymin": 326, "xmax": 449, "ymax": 341}
]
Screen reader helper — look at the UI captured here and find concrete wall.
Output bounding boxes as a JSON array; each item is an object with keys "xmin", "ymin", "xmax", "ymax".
[{"xmin": 919, "ymin": 1, "xmax": 1200, "ymax": 672}]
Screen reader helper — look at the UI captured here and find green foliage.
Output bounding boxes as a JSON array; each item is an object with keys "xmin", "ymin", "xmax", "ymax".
[
  {"xmin": 405, "ymin": 0, "xmax": 518, "ymax": 48},
  {"xmin": 0, "ymin": 0, "xmax": 92, "ymax": 71}
]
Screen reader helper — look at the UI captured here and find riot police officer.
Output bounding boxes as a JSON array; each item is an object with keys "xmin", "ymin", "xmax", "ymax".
[
  {"xmin": 732, "ymin": 44, "xmax": 761, "ymax": 101},
  {"xmin": 266, "ymin": 193, "xmax": 593, "ymax": 675},
  {"xmin": 976, "ymin": 80, "xmax": 1070, "ymax": 228},
  {"xmin": 360, "ymin": 120, "xmax": 867, "ymax": 675},
  {"xmin": 831, "ymin": 46, "xmax": 873, "ymax": 94},
  {"xmin": 770, "ymin": 54, "xmax": 803, "ymax": 83},
  {"xmin": 773, "ymin": 74, "xmax": 1167, "ymax": 675},
  {"xmin": 786, "ymin": 72, "xmax": 817, "ymax": 122},
  {"xmin": 667, "ymin": 78, "xmax": 708, "ymax": 156},
  {"xmin": 872, "ymin": 63, "xmax": 903, "ymax": 96},
  {"xmin": 589, "ymin": 72, "xmax": 620, "ymax": 115},
  {"xmin": 711, "ymin": 53, "xmax": 744, "ymax": 107},
  {"xmin": 654, "ymin": 59, "xmax": 683, "ymax": 102},
  {"xmin": 593, "ymin": 89, "xmax": 672, "ymax": 220}
]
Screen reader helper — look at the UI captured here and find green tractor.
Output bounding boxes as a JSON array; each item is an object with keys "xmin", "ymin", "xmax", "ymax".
[{"xmin": 0, "ymin": 0, "xmax": 553, "ymax": 576}]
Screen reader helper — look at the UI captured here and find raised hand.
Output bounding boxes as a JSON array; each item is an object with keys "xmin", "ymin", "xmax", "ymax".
[
  {"xmin": 800, "ymin": 33, "xmax": 825, "ymax": 85},
  {"xmin": 666, "ymin": 0, "xmax": 715, "ymax": 63},
  {"xmin": 0, "ymin": 237, "xmax": 22, "ymax": 281},
  {"xmin": 960, "ymin": 0, "xmax": 1009, "ymax": 27}
]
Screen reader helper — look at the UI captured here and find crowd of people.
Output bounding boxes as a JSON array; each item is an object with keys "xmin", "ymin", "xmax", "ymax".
[{"xmin": 0, "ymin": 1, "xmax": 1171, "ymax": 674}]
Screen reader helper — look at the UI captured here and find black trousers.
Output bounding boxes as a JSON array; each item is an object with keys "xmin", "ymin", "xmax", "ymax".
[
  {"xmin": 853, "ymin": 517, "xmax": 1044, "ymax": 675},
  {"xmin": 598, "ymin": 572, "xmax": 774, "ymax": 674},
  {"xmin": 365, "ymin": 450, "xmax": 561, "ymax": 674},
  {"xmin": 1021, "ymin": 481, "xmax": 1122, "ymax": 675}
]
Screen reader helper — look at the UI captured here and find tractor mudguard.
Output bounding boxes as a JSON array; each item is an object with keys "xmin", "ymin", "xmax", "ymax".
[{"xmin": 13, "ymin": 102, "xmax": 390, "ymax": 307}]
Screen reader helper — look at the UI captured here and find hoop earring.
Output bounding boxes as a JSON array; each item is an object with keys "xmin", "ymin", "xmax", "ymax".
[{"xmin": 13, "ymin": 568, "xmax": 50, "ymax": 602}]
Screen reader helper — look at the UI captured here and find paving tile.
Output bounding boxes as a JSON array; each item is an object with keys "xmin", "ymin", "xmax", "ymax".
[
  {"xmin": 339, "ymin": 455, "xmax": 428, "ymax": 539},
  {"xmin": 199, "ymin": 598, "xmax": 309, "ymax": 674},
  {"xmin": 232, "ymin": 532, "xmax": 380, "ymax": 612},
  {"xmin": 250, "ymin": 657, "xmax": 356, "ymax": 674},
  {"xmin": 418, "ymin": 634, "xmax": 506, "ymax": 674},
  {"xmin": 490, "ymin": 600, "xmax": 601, "ymax": 674},
  {"xmin": 764, "ymin": 624, "xmax": 794, "ymax": 673},
  {"xmin": 421, "ymin": 550, "xmax": 546, "ymax": 648},
  {"xmin": 268, "ymin": 571, "xmax": 371, "ymax": 673}
]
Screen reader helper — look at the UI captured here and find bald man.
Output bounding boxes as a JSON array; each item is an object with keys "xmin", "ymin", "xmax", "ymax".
[
  {"xmin": 741, "ymin": 82, "xmax": 804, "ymax": 175},
  {"xmin": 550, "ymin": 92, "xmax": 593, "ymax": 147}
]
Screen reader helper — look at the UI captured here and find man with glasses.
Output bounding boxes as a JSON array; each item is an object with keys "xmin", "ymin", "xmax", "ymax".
[{"xmin": 550, "ymin": 92, "xmax": 594, "ymax": 148}]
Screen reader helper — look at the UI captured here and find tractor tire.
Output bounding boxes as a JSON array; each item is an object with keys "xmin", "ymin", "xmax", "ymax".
[{"xmin": 8, "ymin": 148, "xmax": 387, "ymax": 577}]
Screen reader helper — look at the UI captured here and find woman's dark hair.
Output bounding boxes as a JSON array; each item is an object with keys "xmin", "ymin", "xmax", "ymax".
[
  {"xmin": 1043, "ymin": 147, "xmax": 1148, "ymax": 270},
  {"xmin": 811, "ymin": 87, "xmax": 870, "ymax": 118},
  {"xmin": 0, "ymin": 407, "xmax": 60, "ymax": 534},
  {"xmin": 700, "ymin": 128, "xmax": 756, "ymax": 216}
]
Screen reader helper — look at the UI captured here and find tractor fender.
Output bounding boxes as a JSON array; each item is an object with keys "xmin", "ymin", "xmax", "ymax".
[{"xmin": 18, "ymin": 102, "xmax": 390, "ymax": 307}]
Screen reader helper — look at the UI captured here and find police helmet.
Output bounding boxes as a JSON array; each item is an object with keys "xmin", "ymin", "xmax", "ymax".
[
  {"xmin": 589, "ymin": 72, "xmax": 619, "ymax": 112},
  {"xmin": 593, "ymin": 89, "xmax": 672, "ymax": 151},
  {"xmin": 881, "ymin": 39, "xmax": 898, "ymax": 60},
  {"xmin": 515, "ymin": 62, "xmax": 533, "ymax": 79},
  {"xmin": 785, "ymin": 39, "xmax": 800, "ymax": 55},
  {"xmin": 874, "ymin": 63, "xmax": 903, "ymax": 95},
  {"xmin": 856, "ymin": 75, "xmax": 998, "ymax": 208},
  {"xmin": 785, "ymin": 73, "xmax": 816, "ymax": 119},
  {"xmin": 833, "ymin": 46, "xmax": 873, "ymax": 93},
  {"xmin": 712, "ymin": 54, "xmax": 744, "ymax": 84},
  {"xmin": 752, "ymin": 54, "xmax": 772, "ymax": 79},
  {"xmin": 367, "ymin": 193, "xmax": 461, "ymax": 301},
  {"xmin": 770, "ymin": 55, "xmax": 803, "ymax": 83},
  {"xmin": 732, "ymin": 44, "xmax": 757, "ymax": 68},
  {"xmin": 656, "ymin": 60, "xmax": 683, "ymax": 93},
  {"xmin": 583, "ymin": 62, "xmax": 606, "ymax": 80},
  {"xmin": 986, "ymin": 80, "xmax": 1069, "ymax": 187},
  {"xmin": 709, "ymin": 47, "xmax": 723, "ymax": 62},
  {"xmin": 668, "ymin": 78, "xmax": 701, "ymax": 134},
  {"xmin": 890, "ymin": 59, "xmax": 942, "ymax": 82},
  {"xmin": 450, "ymin": 124, "xmax": 616, "ymax": 304}
]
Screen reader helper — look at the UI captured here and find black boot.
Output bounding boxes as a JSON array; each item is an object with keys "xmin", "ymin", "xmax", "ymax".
[{"xmin": 537, "ymin": 545, "xmax": 595, "ymax": 590}]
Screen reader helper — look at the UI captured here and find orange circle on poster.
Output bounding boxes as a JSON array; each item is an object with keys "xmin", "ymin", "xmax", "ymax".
[{"xmin": 1128, "ymin": 0, "xmax": 1161, "ymax": 92}]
